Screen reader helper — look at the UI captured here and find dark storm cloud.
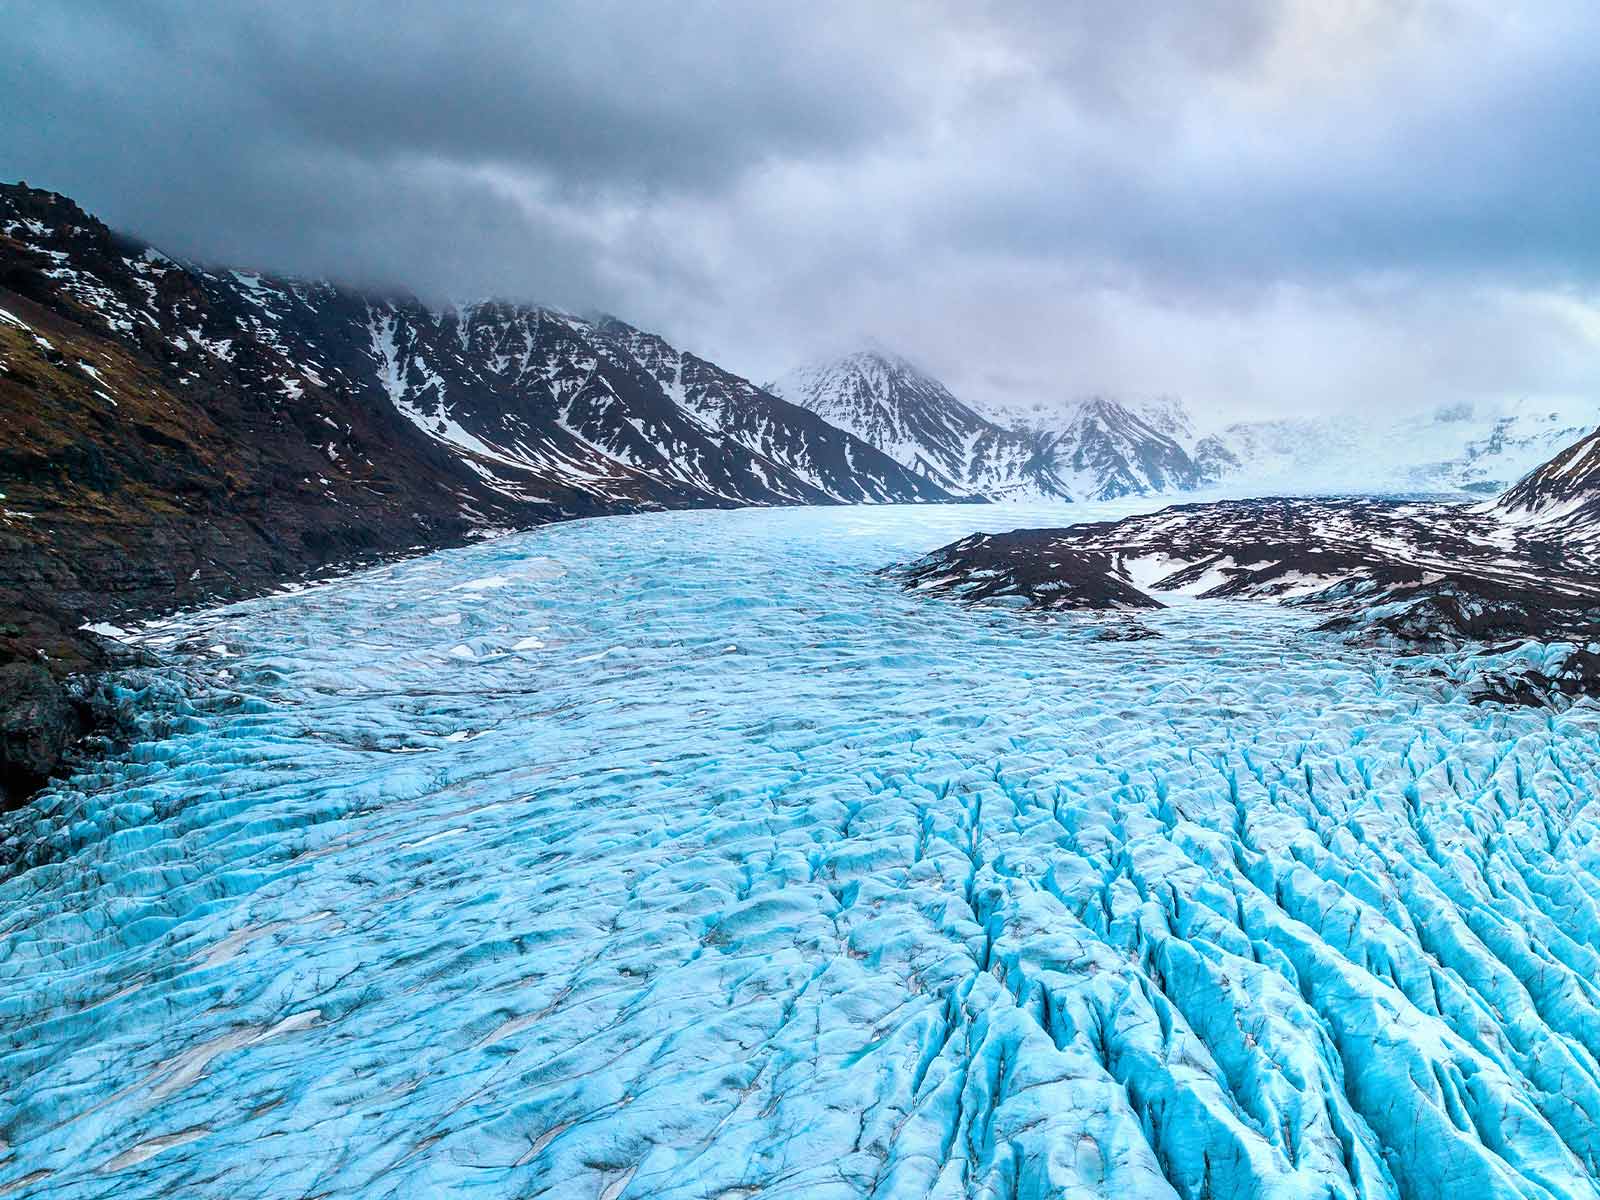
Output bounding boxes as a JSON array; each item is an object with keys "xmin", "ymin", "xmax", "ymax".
[
  {"xmin": 5, "ymin": 1, "xmax": 923, "ymax": 298},
  {"xmin": 6, "ymin": 1, "xmax": 1600, "ymax": 415}
]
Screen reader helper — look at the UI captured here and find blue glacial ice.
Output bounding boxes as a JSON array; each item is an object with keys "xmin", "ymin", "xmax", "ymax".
[{"xmin": 7, "ymin": 502, "xmax": 1600, "ymax": 1199}]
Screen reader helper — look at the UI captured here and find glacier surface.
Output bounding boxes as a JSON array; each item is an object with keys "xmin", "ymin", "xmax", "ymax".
[{"xmin": 6, "ymin": 503, "xmax": 1600, "ymax": 1199}]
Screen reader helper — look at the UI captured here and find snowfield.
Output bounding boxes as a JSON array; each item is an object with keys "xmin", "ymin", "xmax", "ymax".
[{"xmin": 6, "ymin": 503, "xmax": 1600, "ymax": 1199}]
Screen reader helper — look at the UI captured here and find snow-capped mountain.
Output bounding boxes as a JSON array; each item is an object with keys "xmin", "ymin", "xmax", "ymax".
[
  {"xmin": 1126, "ymin": 395, "xmax": 1197, "ymax": 444},
  {"xmin": 769, "ymin": 344, "xmax": 1587, "ymax": 503},
  {"xmin": 766, "ymin": 351, "xmax": 1048, "ymax": 498},
  {"xmin": 1494, "ymin": 422, "xmax": 1600, "ymax": 535},
  {"xmin": 0, "ymin": 183, "xmax": 948, "ymax": 522},
  {"xmin": 1042, "ymin": 397, "xmax": 1203, "ymax": 499},
  {"xmin": 589, "ymin": 320, "xmax": 938, "ymax": 505},
  {"xmin": 768, "ymin": 352, "xmax": 1201, "ymax": 501},
  {"xmin": 964, "ymin": 383, "xmax": 1595, "ymax": 498},
  {"xmin": 351, "ymin": 300, "xmax": 955, "ymax": 511}
]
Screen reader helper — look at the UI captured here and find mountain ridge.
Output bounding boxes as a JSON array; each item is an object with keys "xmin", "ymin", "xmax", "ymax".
[
  {"xmin": 768, "ymin": 351, "xmax": 1205, "ymax": 501},
  {"xmin": 1493, "ymin": 423, "xmax": 1600, "ymax": 533}
]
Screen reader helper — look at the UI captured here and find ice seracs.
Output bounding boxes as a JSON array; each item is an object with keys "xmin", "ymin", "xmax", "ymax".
[{"xmin": 10, "ymin": 502, "xmax": 1600, "ymax": 1198}]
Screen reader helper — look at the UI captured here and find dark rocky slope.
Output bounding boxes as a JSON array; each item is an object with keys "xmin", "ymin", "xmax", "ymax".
[
  {"xmin": 0, "ymin": 182, "xmax": 954, "ymax": 803},
  {"xmin": 1, "ymin": 249, "xmax": 520, "ymax": 800}
]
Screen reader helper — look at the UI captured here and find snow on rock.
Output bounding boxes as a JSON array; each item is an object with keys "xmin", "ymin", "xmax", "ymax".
[
  {"xmin": 770, "ymin": 351, "xmax": 1203, "ymax": 502},
  {"xmin": 769, "ymin": 350, "xmax": 1049, "ymax": 498},
  {"xmin": 1493, "ymin": 423, "xmax": 1600, "ymax": 537},
  {"xmin": 0, "ymin": 181, "xmax": 954, "ymax": 541}
]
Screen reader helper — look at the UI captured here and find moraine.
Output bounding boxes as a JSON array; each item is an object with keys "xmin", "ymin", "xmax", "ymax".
[{"xmin": 6, "ymin": 503, "xmax": 1600, "ymax": 1199}]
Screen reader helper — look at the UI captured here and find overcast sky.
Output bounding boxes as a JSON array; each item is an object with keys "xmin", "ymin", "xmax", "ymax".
[{"xmin": 8, "ymin": 1, "xmax": 1600, "ymax": 419}]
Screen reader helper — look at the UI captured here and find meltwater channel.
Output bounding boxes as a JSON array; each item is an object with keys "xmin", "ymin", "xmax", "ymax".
[{"xmin": 7, "ymin": 503, "xmax": 1600, "ymax": 1200}]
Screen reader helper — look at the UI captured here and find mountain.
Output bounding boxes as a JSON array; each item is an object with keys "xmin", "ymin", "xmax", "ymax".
[
  {"xmin": 987, "ymin": 397, "xmax": 1598, "ymax": 498},
  {"xmin": 769, "ymin": 347, "xmax": 1597, "ymax": 504},
  {"xmin": 589, "ymin": 321, "xmax": 937, "ymax": 504},
  {"xmin": 0, "ymin": 181, "xmax": 951, "ymax": 798},
  {"xmin": 766, "ymin": 351, "xmax": 1055, "ymax": 499},
  {"xmin": 1493, "ymin": 422, "xmax": 1600, "ymax": 534},
  {"xmin": 768, "ymin": 351, "xmax": 1203, "ymax": 501},
  {"xmin": 933, "ymin": 354, "xmax": 1595, "ymax": 497},
  {"xmin": 1041, "ymin": 397, "xmax": 1204, "ymax": 499},
  {"xmin": 1128, "ymin": 394, "xmax": 1197, "ymax": 444}
]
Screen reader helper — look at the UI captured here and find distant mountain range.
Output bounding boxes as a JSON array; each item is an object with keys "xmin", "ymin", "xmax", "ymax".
[
  {"xmin": 772, "ymin": 349, "xmax": 1596, "ymax": 501},
  {"xmin": 767, "ymin": 352, "xmax": 1202, "ymax": 501}
]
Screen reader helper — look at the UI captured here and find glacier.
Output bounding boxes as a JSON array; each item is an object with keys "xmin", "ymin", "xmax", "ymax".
[{"xmin": 6, "ymin": 503, "xmax": 1600, "ymax": 1199}]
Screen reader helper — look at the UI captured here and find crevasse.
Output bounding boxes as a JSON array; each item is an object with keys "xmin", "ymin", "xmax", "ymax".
[{"xmin": 4, "ymin": 502, "xmax": 1600, "ymax": 1200}]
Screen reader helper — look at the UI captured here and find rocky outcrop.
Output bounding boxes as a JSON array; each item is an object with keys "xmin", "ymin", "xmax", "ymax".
[
  {"xmin": 0, "ymin": 663, "xmax": 78, "ymax": 798},
  {"xmin": 889, "ymin": 449, "xmax": 1600, "ymax": 706},
  {"xmin": 894, "ymin": 534, "xmax": 1162, "ymax": 610}
]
